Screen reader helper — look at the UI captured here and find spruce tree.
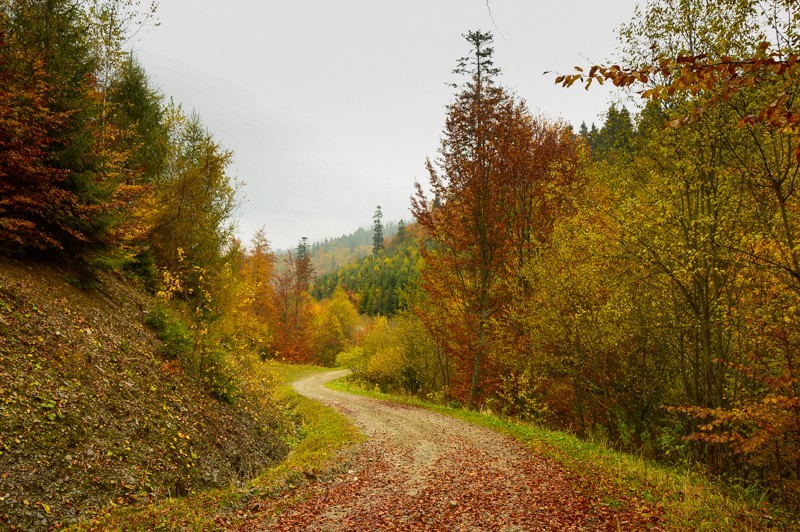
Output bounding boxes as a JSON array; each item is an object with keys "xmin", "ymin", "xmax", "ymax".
[{"xmin": 372, "ymin": 205, "xmax": 384, "ymax": 254}]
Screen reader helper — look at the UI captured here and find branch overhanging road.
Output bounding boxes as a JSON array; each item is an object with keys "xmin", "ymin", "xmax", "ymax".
[{"xmin": 251, "ymin": 369, "xmax": 661, "ymax": 531}]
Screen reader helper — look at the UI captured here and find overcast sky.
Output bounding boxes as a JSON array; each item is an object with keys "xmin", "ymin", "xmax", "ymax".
[{"xmin": 133, "ymin": 0, "xmax": 639, "ymax": 251}]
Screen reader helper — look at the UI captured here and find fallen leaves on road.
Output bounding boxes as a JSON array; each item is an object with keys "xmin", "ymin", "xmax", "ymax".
[{"xmin": 234, "ymin": 371, "xmax": 663, "ymax": 530}]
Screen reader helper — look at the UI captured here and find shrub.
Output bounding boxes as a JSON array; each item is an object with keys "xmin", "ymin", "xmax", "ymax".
[
  {"xmin": 199, "ymin": 346, "xmax": 240, "ymax": 403},
  {"xmin": 144, "ymin": 305, "xmax": 192, "ymax": 360}
]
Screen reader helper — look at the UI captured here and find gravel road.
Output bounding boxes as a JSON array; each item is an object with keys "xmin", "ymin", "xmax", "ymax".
[{"xmin": 255, "ymin": 369, "xmax": 659, "ymax": 531}]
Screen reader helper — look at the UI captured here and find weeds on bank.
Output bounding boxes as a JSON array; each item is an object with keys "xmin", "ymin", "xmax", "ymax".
[{"xmin": 77, "ymin": 363, "xmax": 361, "ymax": 530}]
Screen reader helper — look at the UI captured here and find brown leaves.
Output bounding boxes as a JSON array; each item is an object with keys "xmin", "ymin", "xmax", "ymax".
[
  {"xmin": 557, "ymin": 45, "xmax": 800, "ymax": 157},
  {"xmin": 258, "ymin": 420, "xmax": 661, "ymax": 530}
]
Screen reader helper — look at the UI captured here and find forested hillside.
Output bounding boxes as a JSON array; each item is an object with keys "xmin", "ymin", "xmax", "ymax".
[
  {"xmin": 312, "ymin": 220, "xmax": 419, "ymax": 316},
  {"xmin": 0, "ymin": 2, "xmax": 295, "ymax": 527},
  {"xmin": 280, "ymin": 218, "xmax": 401, "ymax": 276}
]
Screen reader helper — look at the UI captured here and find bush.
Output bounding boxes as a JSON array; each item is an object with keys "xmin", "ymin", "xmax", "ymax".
[
  {"xmin": 145, "ymin": 305, "xmax": 240, "ymax": 402},
  {"xmin": 492, "ymin": 370, "xmax": 549, "ymax": 421},
  {"xmin": 144, "ymin": 305, "xmax": 192, "ymax": 360},
  {"xmin": 199, "ymin": 346, "xmax": 240, "ymax": 403},
  {"xmin": 336, "ymin": 346, "xmax": 368, "ymax": 374}
]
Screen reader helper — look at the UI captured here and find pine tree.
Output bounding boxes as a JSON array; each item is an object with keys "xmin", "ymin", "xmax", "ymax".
[
  {"xmin": 372, "ymin": 205, "xmax": 384, "ymax": 254},
  {"xmin": 395, "ymin": 219, "xmax": 407, "ymax": 244}
]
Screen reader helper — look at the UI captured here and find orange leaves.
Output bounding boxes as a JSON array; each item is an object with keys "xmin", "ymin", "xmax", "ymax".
[
  {"xmin": 673, "ymin": 392, "xmax": 800, "ymax": 460},
  {"xmin": 558, "ymin": 45, "xmax": 800, "ymax": 158},
  {"xmin": 415, "ymin": 48, "xmax": 583, "ymax": 405},
  {"xmin": 0, "ymin": 25, "xmax": 88, "ymax": 254}
]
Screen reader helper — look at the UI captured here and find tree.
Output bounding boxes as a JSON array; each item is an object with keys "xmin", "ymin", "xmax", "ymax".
[
  {"xmin": 0, "ymin": 0, "xmax": 161, "ymax": 261},
  {"xmin": 229, "ymin": 228, "xmax": 278, "ymax": 358},
  {"xmin": 395, "ymin": 219, "xmax": 407, "ymax": 244},
  {"xmin": 0, "ymin": 0, "xmax": 108, "ymax": 257},
  {"xmin": 0, "ymin": 12, "xmax": 78, "ymax": 253},
  {"xmin": 146, "ymin": 107, "xmax": 238, "ymax": 297},
  {"xmin": 294, "ymin": 236, "xmax": 314, "ymax": 325},
  {"xmin": 411, "ymin": 30, "xmax": 506, "ymax": 406},
  {"xmin": 269, "ymin": 238, "xmax": 316, "ymax": 362},
  {"xmin": 106, "ymin": 54, "xmax": 169, "ymax": 188},
  {"xmin": 372, "ymin": 205, "xmax": 384, "ymax": 254},
  {"xmin": 412, "ymin": 31, "xmax": 581, "ymax": 407},
  {"xmin": 590, "ymin": 105, "xmax": 634, "ymax": 159},
  {"xmin": 556, "ymin": 0, "xmax": 800, "ymax": 496},
  {"xmin": 311, "ymin": 287, "xmax": 359, "ymax": 366}
]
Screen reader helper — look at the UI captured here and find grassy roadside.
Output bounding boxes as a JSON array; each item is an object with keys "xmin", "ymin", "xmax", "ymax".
[
  {"xmin": 77, "ymin": 363, "xmax": 361, "ymax": 530},
  {"xmin": 328, "ymin": 377, "xmax": 797, "ymax": 531}
]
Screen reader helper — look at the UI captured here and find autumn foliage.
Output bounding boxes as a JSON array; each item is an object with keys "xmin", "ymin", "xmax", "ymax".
[
  {"xmin": 411, "ymin": 31, "xmax": 581, "ymax": 407},
  {"xmin": 6, "ymin": 0, "xmax": 800, "ymax": 515},
  {"xmin": 336, "ymin": 12, "xmax": 800, "ymax": 508},
  {"xmin": 0, "ymin": 14, "xmax": 88, "ymax": 252}
]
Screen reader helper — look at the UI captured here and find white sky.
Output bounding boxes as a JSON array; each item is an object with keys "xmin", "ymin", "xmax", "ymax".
[{"xmin": 133, "ymin": 0, "xmax": 640, "ymax": 251}]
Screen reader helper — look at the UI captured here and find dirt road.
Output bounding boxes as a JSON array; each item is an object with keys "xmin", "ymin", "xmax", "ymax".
[{"xmin": 256, "ymin": 370, "xmax": 659, "ymax": 530}]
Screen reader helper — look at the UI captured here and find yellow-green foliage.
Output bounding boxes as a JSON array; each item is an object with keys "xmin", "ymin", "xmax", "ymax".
[
  {"xmin": 336, "ymin": 312, "xmax": 444, "ymax": 393},
  {"xmin": 491, "ymin": 370, "xmax": 550, "ymax": 421},
  {"xmin": 336, "ymin": 317, "xmax": 394, "ymax": 381},
  {"xmin": 312, "ymin": 287, "xmax": 359, "ymax": 366},
  {"xmin": 336, "ymin": 346, "xmax": 368, "ymax": 374},
  {"xmin": 360, "ymin": 317, "xmax": 395, "ymax": 382}
]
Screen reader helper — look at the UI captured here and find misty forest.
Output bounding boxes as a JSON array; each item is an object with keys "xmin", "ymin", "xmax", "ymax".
[{"xmin": 2, "ymin": 0, "xmax": 800, "ymax": 529}]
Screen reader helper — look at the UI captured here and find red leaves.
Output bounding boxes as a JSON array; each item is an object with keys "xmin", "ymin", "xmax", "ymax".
[{"xmin": 413, "ymin": 72, "xmax": 582, "ymax": 405}]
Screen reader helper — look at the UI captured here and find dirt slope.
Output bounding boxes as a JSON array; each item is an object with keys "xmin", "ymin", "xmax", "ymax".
[
  {"xmin": 0, "ymin": 258, "xmax": 288, "ymax": 530},
  {"xmin": 243, "ymin": 370, "xmax": 662, "ymax": 530}
]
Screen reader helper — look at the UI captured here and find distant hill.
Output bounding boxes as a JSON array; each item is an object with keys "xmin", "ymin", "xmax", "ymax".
[
  {"xmin": 278, "ymin": 222, "xmax": 403, "ymax": 276},
  {"xmin": 312, "ymin": 222, "xmax": 422, "ymax": 316}
]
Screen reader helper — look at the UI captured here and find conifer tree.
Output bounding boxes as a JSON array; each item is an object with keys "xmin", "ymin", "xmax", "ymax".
[{"xmin": 372, "ymin": 205, "xmax": 384, "ymax": 254}]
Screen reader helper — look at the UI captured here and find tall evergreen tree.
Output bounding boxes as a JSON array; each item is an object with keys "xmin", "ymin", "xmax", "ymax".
[
  {"xmin": 372, "ymin": 205, "xmax": 384, "ymax": 254},
  {"xmin": 395, "ymin": 219, "xmax": 407, "ymax": 244},
  {"xmin": 295, "ymin": 236, "xmax": 314, "ymax": 293}
]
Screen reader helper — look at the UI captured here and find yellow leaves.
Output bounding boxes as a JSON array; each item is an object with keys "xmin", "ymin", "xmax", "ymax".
[{"xmin": 157, "ymin": 269, "xmax": 182, "ymax": 301}]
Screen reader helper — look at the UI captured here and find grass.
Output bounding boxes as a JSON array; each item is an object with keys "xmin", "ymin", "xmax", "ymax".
[
  {"xmin": 76, "ymin": 362, "xmax": 362, "ymax": 530},
  {"xmin": 257, "ymin": 362, "xmax": 364, "ymax": 485},
  {"xmin": 328, "ymin": 377, "xmax": 798, "ymax": 531}
]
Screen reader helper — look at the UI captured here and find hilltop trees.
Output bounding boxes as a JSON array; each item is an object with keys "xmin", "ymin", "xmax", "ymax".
[{"xmin": 313, "ymin": 222, "xmax": 420, "ymax": 316}]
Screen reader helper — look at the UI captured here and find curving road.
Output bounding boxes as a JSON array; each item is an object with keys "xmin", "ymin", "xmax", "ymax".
[{"xmin": 253, "ymin": 369, "xmax": 658, "ymax": 530}]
